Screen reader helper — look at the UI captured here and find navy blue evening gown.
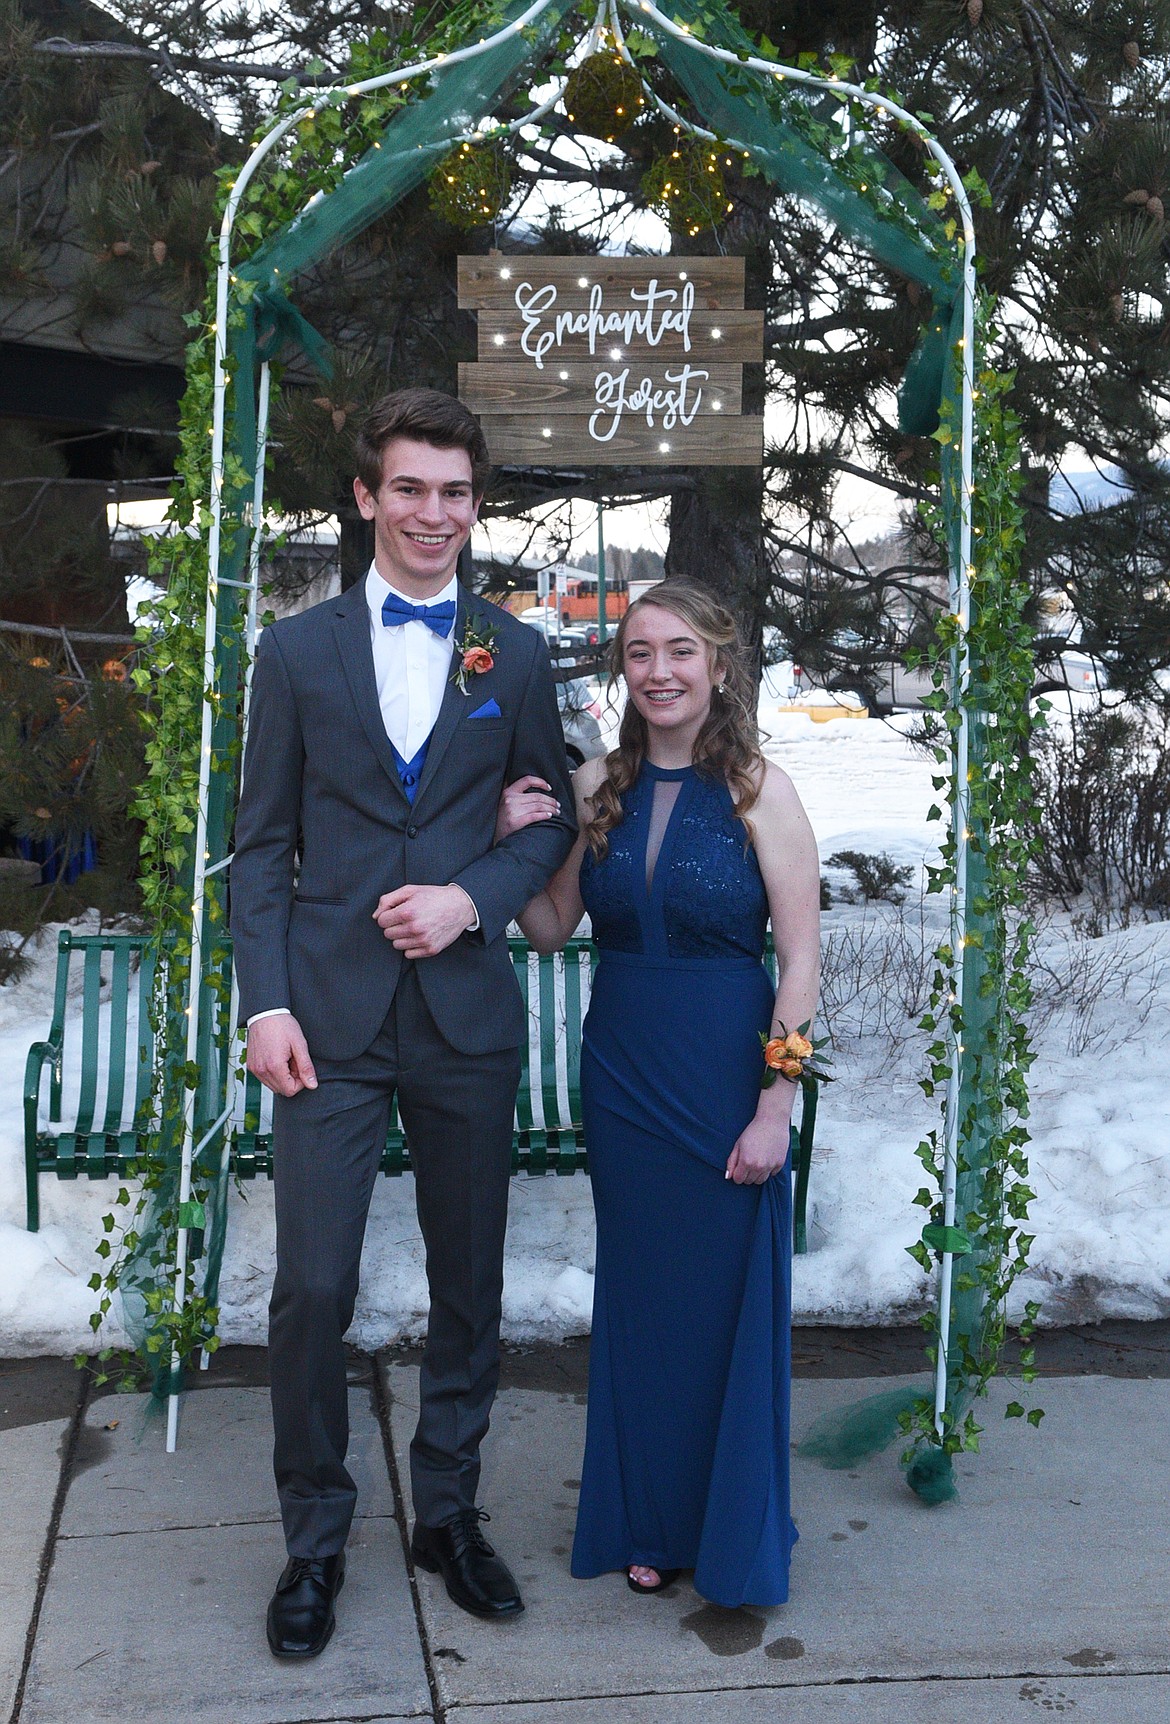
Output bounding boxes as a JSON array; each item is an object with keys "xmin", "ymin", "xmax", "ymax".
[{"xmin": 570, "ymin": 761, "xmax": 798, "ymax": 1607}]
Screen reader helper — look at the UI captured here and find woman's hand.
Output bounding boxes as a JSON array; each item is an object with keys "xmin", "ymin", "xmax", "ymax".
[
  {"xmin": 725, "ymin": 1110, "xmax": 792, "ymax": 1185},
  {"xmin": 495, "ymin": 774, "xmax": 561, "ymax": 843}
]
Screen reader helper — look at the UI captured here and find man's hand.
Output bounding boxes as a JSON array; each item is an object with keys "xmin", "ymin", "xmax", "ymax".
[
  {"xmin": 247, "ymin": 1014, "xmax": 318, "ymax": 1098},
  {"xmin": 373, "ymin": 883, "xmax": 476, "ymax": 958}
]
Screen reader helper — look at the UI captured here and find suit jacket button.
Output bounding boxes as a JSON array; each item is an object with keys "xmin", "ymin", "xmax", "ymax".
[{"xmin": 407, "ymin": 824, "xmax": 418, "ymax": 838}]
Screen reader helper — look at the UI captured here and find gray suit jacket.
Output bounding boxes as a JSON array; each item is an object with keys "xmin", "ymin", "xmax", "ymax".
[{"xmin": 230, "ymin": 580, "xmax": 577, "ymax": 1060}]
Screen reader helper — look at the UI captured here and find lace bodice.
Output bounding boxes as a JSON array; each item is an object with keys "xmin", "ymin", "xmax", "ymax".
[{"xmin": 580, "ymin": 762, "xmax": 768, "ymax": 961}]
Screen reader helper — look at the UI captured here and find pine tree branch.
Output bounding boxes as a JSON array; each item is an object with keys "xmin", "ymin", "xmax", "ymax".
[
  {"xmin": 0, "ymin": 618, "xmax": 136, "ymax": 644},
  {"xmin": 33, "ymin": 38, "xmax": 336, "ymax": 86},
  {"xmin": 822, "ymin": 458, "xmax": 930, "ymax": 504}
]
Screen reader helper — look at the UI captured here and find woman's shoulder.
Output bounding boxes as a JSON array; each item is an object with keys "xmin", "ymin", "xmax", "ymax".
[
  {"xmin": 747, "ymin": 758, "xmax": 817, "ymax": 862},
  {"xmin": 746, "ymin": 758, "xmax": 810, "ymax": 834},
  {"xmin": 753, "ymin": 757, "xmax": 800, "ymax": 808}
]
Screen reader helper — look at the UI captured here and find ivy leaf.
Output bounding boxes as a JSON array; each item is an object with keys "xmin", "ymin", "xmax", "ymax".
[
  {"xmin": 961, "ymin": 165, "xmax": 992, "ymax": 208},
  {"xmin": 624, "ymin": 28, "xmax": 658, "ymax": 58}
]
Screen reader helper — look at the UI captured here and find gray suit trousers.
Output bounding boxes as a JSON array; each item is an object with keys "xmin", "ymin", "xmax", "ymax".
[{"xmin": 269, "ymin": 964, "xmax": 521, "ymax": 1557}]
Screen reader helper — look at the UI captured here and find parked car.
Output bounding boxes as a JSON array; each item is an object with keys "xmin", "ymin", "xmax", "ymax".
[
  {"xmin": 517, "ymin": 607, "xmax": 605, "ymax": 648},
  {"xmin": 519, "ymin": 615, "xmax": 606, "ymax": 765},
  {"xmin": 558, "ymin": 680, "xmax": 605, "ymax": 767},
  {"xmin": 1034, "ymin": 647, "xmax": 1106, "ymax": 695},
  {"xmin": 788, "ymin": 657, "xmax": 930, "ymax": 715}
]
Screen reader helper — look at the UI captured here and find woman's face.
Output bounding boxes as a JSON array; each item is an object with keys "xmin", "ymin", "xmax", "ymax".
[{"xmin": 622, "ymin": 604, "xmax": 718, "ymax": 737}]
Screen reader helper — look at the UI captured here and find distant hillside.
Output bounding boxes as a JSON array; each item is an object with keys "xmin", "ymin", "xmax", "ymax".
[{"xmin": 1049, "ymin": 469, "xmax": 1130, "ymax": 514}]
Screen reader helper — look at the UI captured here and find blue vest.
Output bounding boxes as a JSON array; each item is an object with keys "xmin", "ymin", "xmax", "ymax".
[{"xmin": 389, "ymin": 736, "xmax": 430, "ymax": 805}]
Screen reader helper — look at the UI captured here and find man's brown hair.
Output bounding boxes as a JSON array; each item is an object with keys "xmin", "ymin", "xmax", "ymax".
[{"xmin": 355, "ymin": 388, "xmax": 492, "ymax": 498}]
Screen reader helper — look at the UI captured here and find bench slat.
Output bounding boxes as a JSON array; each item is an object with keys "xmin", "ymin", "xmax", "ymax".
[
  {"xmin": 74, "ymin": 944, "xmax": 104, "ymax": 1138},
  {"xmin": 101, "ymin": 944, "xmax": 132, "ymax": 1141},
  {"xmin": 512, "ymin": 946, "xmax": 535, "ymax": 1147},
  {"xmin": 133, "ymin": 944, "xmax": 157, "ymax": 1130},
  {"xmin": 561, "ymin": 945, "xmax": 586, "ymax": 1175}
]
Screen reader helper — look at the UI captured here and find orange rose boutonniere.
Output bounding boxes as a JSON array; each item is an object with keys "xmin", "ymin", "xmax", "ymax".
[
  {"xmin": 760, "ymin": 1022, "xmax": 832, "ymax": 1089},
  {"xmin": 451, "ymin": 620, "xmax": 499, "ymax": 694}
]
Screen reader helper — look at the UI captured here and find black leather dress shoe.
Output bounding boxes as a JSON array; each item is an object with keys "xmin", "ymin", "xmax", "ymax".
[
  {"xmin": 266, "ymin": 1552, "xmax": 346, "ymax": 1658},
  {"xmin": 411, "ymin": 1510, "xmax": 524, "ymax": 1619}
]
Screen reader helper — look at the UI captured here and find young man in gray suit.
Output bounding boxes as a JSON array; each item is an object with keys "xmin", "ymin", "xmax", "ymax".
[{"xmin": 231, "ymin": 389, "xmax": 576, "ymax": 1657}]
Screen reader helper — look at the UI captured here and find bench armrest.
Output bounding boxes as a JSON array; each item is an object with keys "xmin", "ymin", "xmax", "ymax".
[
  {"xmin": 24, "ymin": 1038, "xmax": 61, "ymax": 1121},
  {"xmin": 24, "ymin": 1038, "xmax": 61, "ymax": 1232}
]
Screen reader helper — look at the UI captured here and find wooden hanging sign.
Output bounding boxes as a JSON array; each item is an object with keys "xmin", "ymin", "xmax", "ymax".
[{"xmin": 457, "ymin": 254, "xmax": 763, "ymax": 467}]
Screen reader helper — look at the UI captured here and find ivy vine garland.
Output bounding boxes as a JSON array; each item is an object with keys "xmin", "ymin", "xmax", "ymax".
[
  {"xmin": 83, "ymin": 2, "xmax": 1037, "ymax": 1472},
  {"xmin": 904, "ymin": 302, "xmax": 1042, "ymax": 1464}
]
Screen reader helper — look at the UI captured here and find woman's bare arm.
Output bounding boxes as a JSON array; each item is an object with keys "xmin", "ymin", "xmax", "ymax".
[
  {"xmin": 726, "ymin": 762, "xmax": 822, "ymax": 1184},
  {"xmin": 506, "ymin": 755, "xmax": 608, "ymax": 953}
]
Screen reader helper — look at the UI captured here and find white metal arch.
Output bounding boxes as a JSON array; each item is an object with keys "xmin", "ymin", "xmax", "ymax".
[{"xmin": 170, "ymin": 0, "xmax": 977, "ymax": 1453}]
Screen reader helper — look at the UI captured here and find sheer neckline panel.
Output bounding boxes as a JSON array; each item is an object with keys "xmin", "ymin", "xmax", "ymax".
[{"xmin": 645, "ymin": 777, "xmax": 683, "ymax": 893}]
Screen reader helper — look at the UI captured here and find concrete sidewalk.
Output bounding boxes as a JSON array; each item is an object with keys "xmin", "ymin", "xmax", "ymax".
[{"xmin": 3, "ymin": 1333, "xmax": 1169, "ymax": 1724}]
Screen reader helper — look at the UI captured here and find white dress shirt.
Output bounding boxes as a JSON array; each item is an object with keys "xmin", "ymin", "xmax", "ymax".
[
  {"xmin": 246, "ymin": 563, "xmax": 474, "ymax": 1030},
  {"xmin": 366, "ymin": 564, "xmax": 457, "ymax": 761}
]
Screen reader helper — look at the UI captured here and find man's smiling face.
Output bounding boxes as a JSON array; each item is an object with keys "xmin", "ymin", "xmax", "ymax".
[{"xmin": 353, "ymin": 436, "xmax": 480, "ymax": 598}]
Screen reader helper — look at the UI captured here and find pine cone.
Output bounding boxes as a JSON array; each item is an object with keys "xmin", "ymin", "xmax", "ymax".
[
  {"xmin": 1123, "ymin": 188, "xmax": 1151, "ymax": 204},
  {"xmin": 1122, "ymin": 41, "xmax": 1141, "ymax": 69},
  {"xmin": 967, "ymin": 0, "xmax": 983, "ymax": 25},
  {"xmin": 1145, "ymin": 195, "xmax": 1165, "ymax": 223},
  {"xmin": 314, "ymin": 398, "xmax": 357, "ymax": 432},
  {"xmin": 151, "ymin": 240, "xmax": 168, "ymax": 264},
  {"xmin": 1109, "ymin": 292, "xmax": 1124, "ymax": 321},
  {"xmin": 110, "ymin": 240, "xmax": 132, "ymax": 257}
]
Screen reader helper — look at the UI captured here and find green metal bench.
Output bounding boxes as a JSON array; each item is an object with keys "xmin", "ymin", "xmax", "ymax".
[
  {"xmin": 25, "ymin": 930, "xmax": 818, "ymax": 1248},
  {"xmin": 23, "ymin": 931, "xmax": 158, "ymax": 1234}
]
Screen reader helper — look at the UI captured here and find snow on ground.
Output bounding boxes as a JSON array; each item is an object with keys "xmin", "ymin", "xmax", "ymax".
[{"xmin": 2, "ymin": 701, "xmax": 1168, "ymax": 1357}]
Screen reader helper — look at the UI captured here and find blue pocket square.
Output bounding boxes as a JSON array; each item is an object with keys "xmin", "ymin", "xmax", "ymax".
[{"xmin": 468, "ymin": 698, "xmax": 502, "ymax": 719}]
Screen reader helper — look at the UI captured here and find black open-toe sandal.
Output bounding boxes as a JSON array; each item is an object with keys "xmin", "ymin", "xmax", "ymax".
[{"xmin": 627, "ymin": 1566, "xmax": 681, "ymax": 1594}]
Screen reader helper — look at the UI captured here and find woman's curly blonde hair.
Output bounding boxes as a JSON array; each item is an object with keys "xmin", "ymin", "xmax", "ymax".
[{"xmin": 585, "ymin": 580, "xmax": 764, "ymax": 861}]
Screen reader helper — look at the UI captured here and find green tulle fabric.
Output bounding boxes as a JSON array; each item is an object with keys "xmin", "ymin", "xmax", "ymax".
[
  {"xmin": 645, "ymin": 0, "xmax": 958, "ymax": 438},
  {"xmin": 796, "ymin": 1385, "xmax": 926, "ymax": 1471},
  {"xmin": 796, "ymin": 1383, "xmax": 957, "ymax": 1504}
]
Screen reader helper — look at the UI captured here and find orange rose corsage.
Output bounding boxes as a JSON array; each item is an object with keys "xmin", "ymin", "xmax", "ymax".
[
  {"xmin": 451, "ymin": 620, "xmax": 500, "ymax": 694},
  {"xmin": 760, "ymin": 1022, "xmax": 832, "ymax": 1089}
]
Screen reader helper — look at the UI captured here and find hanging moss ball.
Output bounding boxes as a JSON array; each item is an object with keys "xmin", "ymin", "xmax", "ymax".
[
  {"xmin": 563, "ymin": 51, "xmax": 646, "ymax": 143},
  {"xmin": 641, "ymin": 137, "xmax": 733, "ymax": 237},
  {"xmin": 428, "ymin": 140, "xmax": 512, "ymax": 230}
]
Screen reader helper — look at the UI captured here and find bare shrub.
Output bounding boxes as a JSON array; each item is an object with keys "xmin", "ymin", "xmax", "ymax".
[
  {"xmin": 819, "ymin": 896, "xmax": 935, "ymax": 1047},
  {"xmin": 1027, "ymin": 923, "xmax": 1166, "ymax": 1056},
  {"xmin": 1032, "ymin": 705, "xmax": 1170, "ymax": 920}
]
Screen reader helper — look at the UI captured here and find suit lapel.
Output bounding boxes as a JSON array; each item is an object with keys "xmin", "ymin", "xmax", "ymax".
[
  {"xmin": 331, "ymin": 581, "xmax": 411, "ymax": 804},
  {"xmin": 413, "ymin": 586, "xmax": 488, "ymax": 811}
]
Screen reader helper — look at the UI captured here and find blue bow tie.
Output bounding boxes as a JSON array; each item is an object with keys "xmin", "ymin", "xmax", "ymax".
[{"xmin": 381, "ymin": 592, "xmax": 457, "ymax": 638}]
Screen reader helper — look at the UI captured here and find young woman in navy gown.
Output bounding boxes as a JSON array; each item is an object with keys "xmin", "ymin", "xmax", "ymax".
[{"xmin": 497, "ymin": 581, "xmax": 821, "ymax": 1606}]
